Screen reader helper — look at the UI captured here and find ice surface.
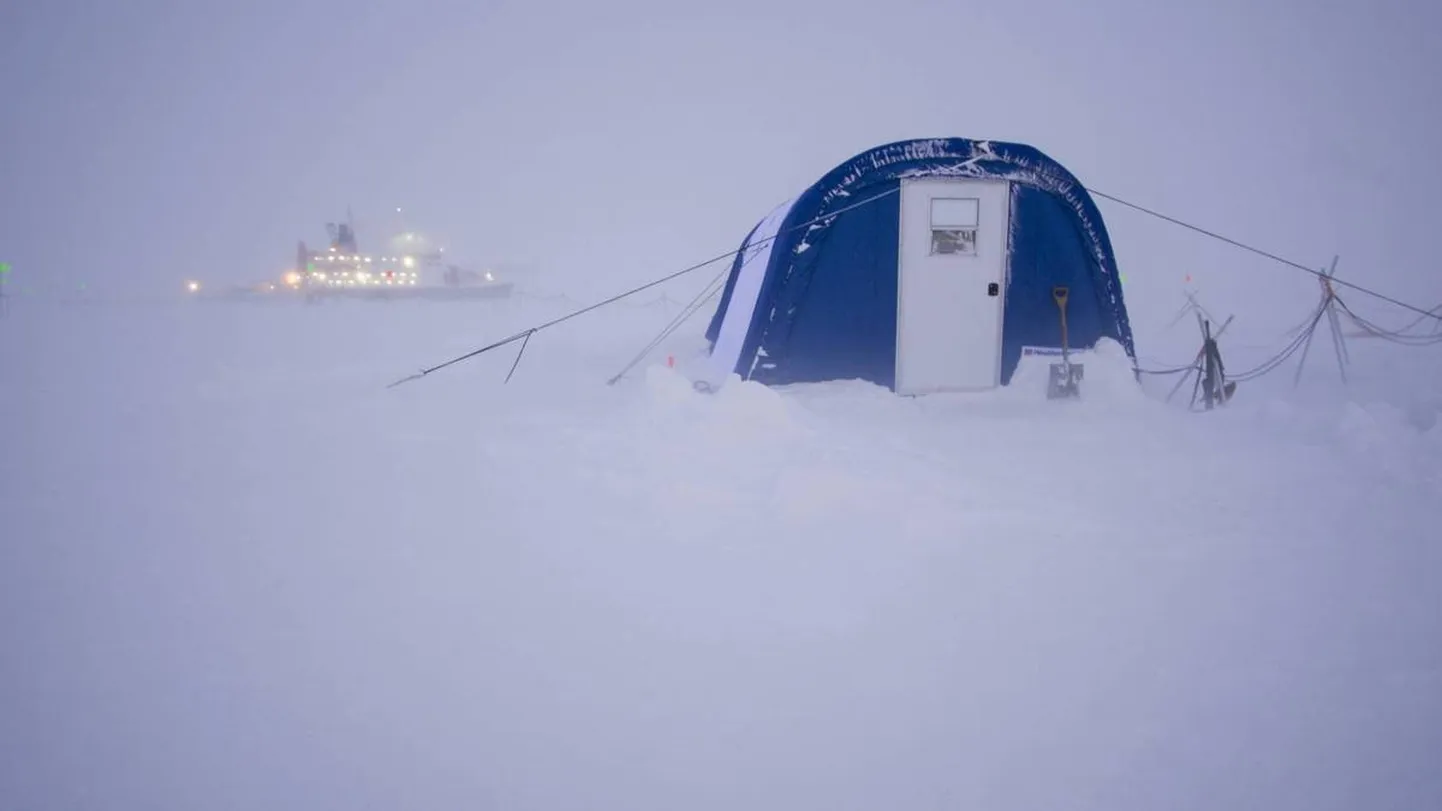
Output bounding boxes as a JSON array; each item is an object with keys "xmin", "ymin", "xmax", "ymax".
[{"xmin": 2, "ymin": 292, "xmax": 1441, "ymax": 811}]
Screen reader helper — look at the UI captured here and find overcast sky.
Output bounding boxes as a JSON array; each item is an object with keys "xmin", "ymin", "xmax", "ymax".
[{"xmin": 3, "ymin": 0, "xmax": 1440, "ymax": 340}]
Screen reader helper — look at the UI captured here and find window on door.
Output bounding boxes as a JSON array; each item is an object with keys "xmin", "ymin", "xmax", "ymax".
[{"xmin": 930, "ymin": 197, "xmax": 979, "ymax": 255}]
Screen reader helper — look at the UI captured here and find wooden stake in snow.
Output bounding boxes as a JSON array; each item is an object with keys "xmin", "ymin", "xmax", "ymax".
[{"xmin": 1292, "ymin": 256, "xmax": 1350, "ymax": 389}]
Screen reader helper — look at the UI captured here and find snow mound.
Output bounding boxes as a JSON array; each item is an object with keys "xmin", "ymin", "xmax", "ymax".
[
  {"xmin": 640, "ymin": 360, "xmax": 696, "ymax": 407},
  {"xmin": 643, "ymin": 366, "xmax": 798, "ymax": 427},
  {"xmin": 634, "ymin": 365, "xmax": 812, "ymax": 455},
  {"xmin": 1334, "ymin": 401, "xmax": 1442, "ymax": 490},
  {"xmin": 1001, "ymin": 337, "xmax": 1151, "ymax": 410},
  {"xmin": 5, "ymin": 297, "xmax": 1442, "ymax": 810},
  {"xmin": 1242, "ymin": 396, "xmax": 1442, "ymax": 493}
]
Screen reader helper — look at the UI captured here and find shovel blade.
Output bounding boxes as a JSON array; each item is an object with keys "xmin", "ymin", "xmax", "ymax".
[{"xmin": 1047, "ymin": 362, "xmax": 1084, "ymax": 400}]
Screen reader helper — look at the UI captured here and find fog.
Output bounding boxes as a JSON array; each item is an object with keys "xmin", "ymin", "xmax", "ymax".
[
  {"xmin": 4, "ymin": 1, "xmax": 1442, "ymax": 809},
  {"xmin": 5, "ymin": 1, "xmax": 1440, "ymax": 314}
]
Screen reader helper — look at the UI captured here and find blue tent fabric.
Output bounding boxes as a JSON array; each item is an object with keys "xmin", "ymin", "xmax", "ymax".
[{"xmin": 705, "ymin": 137, "xmax": 1135, "ymax": 389}]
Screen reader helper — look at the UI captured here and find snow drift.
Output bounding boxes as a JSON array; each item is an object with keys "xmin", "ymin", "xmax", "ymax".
[{"xmin": 1, "ymin": 295, "xmax": 1440, "ymax": 811}]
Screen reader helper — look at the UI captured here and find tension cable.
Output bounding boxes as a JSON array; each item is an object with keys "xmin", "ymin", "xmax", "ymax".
[
  {"xmin": 385, "ymin": 185, "xmax": 902, "ymax": 389},
  {"xmin": 1086, "ymin": 187, "xmax": 1442, "ymax": 324},
  {"xmin": 604, "ymin": 265, "xmax": 732, "ymax": 386}
]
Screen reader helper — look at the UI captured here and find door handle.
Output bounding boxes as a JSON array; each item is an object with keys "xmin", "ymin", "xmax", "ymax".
[{"xmin": 987, "ymin": 282, "xmax": 999, "ymax": 296}]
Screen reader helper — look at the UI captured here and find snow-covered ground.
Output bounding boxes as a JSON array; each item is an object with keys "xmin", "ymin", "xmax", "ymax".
[{"xmin": 3, "ymin": 288, "xmax": 1441, "ymax": 810}]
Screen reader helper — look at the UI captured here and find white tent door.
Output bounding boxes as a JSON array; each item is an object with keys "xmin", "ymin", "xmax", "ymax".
[{"xmin": 895, "ymin": 177, "xmax": 1011, "ymax": 395}]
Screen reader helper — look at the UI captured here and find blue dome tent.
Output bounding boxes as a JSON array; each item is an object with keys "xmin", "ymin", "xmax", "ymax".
[{"xmin": 701, "ymin": 138, "xmax": 1135, "ymax": 395}]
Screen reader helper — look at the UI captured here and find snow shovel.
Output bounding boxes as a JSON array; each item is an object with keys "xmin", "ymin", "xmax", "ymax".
[{"xmin": 1047, "ymin": 285, "xmax": 1083, "ymax": 400}]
